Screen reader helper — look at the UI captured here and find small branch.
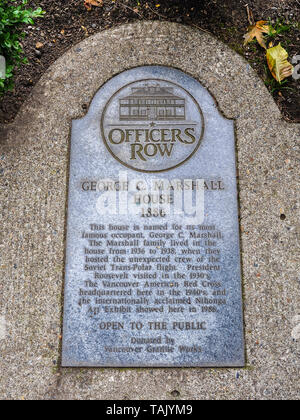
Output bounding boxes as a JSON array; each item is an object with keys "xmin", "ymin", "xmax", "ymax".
[
  {"xmin": 146, "ymin": 3, "xmax": 169, "ymax": 20},
  {"xmin": 115, "ymin": 1, "xmax": 144, "ymax": 19},
  {"xmin": 146, "ymin": 3, "xmax": 211, "ymax": 35},
  {"xmin": 245, "ymin": 4, "xmax": 254, "ymax": 25},
  {"xmin": 189, "ymin": 23, "xmax": 212, "ymax": 36}
]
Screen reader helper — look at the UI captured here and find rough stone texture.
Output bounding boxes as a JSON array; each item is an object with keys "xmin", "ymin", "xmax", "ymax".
[{"xmin": 0, "ymin": 22, "xmax": 299, "ymax": 399}]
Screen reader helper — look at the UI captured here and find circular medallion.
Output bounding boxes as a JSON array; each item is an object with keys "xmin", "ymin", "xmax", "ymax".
[{"xmin": 101, "ymin": 78, "xmax": 204, "ymax": 173}]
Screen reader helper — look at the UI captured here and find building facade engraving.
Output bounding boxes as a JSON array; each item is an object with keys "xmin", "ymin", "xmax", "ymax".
[
  {"xmin": 101, "ymin": 78, "xmax": 204, "ymax": 173},
  {"xmin": 119, "ymin": 83, "xmax": 186, "ymax": 121}
]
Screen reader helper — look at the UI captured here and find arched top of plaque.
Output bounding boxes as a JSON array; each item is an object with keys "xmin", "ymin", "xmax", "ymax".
[{"xmin": 75, "ymin": 66, "xmax": 233, "ymax": 173}]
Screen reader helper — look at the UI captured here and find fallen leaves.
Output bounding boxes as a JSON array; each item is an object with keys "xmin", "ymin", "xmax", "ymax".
[
  {"xmin": 81, "ymin": 25, "xmax": 89, "ymax": 36},
  {"xmin": 244, "ymin": 17, "xmax": 294, "ymax": 83},
  {"xmin": 267, "ymin": 44, "xmax": 294, "ymax": 83},
  {"xmin": 84, "ymin": 0, "xmax": 103, "ymax": 11},
  {"xmin": 35, "ymin": 42, "xmax": 44, "ymax": 49},
  {"xmin": 244, "ymin": 20, "xmax": 272, "ymax": 49}
]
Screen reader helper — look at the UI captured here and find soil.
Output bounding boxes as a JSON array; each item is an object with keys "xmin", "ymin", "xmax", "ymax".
[{"xmin": 0, "ymin": 0, "xmax": 299, "ymax": 124}]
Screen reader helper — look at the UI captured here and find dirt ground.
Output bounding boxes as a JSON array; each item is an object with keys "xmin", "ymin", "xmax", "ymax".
[{"xmin": 0, "ymin": 0, "xmax": 299, "ymax": 123}]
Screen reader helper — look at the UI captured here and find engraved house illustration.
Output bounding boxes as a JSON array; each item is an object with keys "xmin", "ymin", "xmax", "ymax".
[{"xmin": 119, "ymin": 83, "xmax": 186, "ymax": 121}]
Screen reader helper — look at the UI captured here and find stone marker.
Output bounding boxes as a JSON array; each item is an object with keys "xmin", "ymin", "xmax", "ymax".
[
  {"xmin": 62, "ymin": 66, "xmax": 244, "ymax": 367},
  {"xmin": 0, "ymin": 22, "xmax": 299, "ymax": 399}
]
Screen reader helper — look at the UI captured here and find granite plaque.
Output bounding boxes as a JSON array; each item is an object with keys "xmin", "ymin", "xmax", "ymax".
[{"xmin": 62, "ymin": 66, "xmax": 245, "ymax": 367}]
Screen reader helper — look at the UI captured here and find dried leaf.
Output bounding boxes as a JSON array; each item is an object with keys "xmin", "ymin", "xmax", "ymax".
[
  {"xmin": 244, "ymin": 20, "xmax": 271, "ymax": 50},
  {"xmin": 81, "ymin": 25, "xmax": 88, "ymax": 35},
  {"xmin": 84, "ymin": 0, "xmax": 103, "ymax": 11},
  {"xmin": 266, "ymin": 44, "xmax": 294, "ymax": 82}
]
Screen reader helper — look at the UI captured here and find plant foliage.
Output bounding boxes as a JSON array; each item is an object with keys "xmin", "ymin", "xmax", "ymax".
[{"xmin": 0, "ymin": 0, "xmax": 45, "ymax": 95}]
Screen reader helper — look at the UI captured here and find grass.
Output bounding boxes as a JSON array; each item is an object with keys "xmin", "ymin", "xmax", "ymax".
[{"xmin": 264, "ymin": 67, "xmax": 296, "ymax": 94}]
